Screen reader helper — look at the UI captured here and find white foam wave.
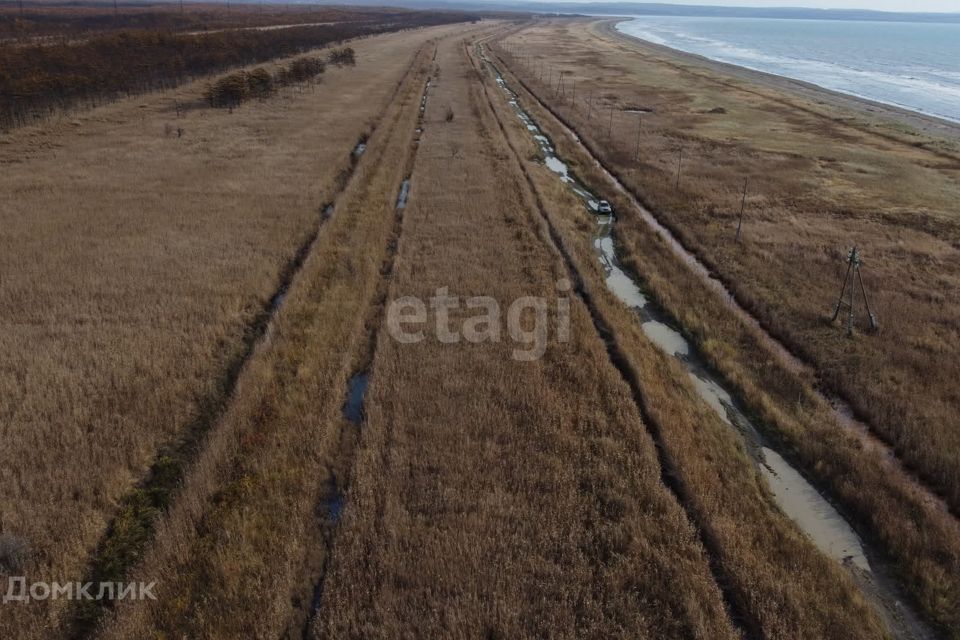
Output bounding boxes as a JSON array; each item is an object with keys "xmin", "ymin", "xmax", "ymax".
[{"xmin": 616, "ymin": 17, "xmax": 960, "ymax": 123}]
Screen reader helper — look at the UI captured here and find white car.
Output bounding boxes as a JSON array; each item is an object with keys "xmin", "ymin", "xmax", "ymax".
[{"xmin": 596, "ymin": 200, "xmax": 613, "ymax": 215}]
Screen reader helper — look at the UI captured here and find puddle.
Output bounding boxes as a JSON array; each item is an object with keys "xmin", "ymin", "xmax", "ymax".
[
  {"xmin": 342, "ymin": 372, "xmax": 369, "ymax": 425},
  {"xmin": 544, "ymin": 156, "xmax": 572, "ymax": 180},
  {"xmin": 396, "ymin": 179, "xmax": 411, "ymax": 209},
  {"xmin": 269, "ymin": 291, "xmax": 286, "ymax": 310},
  {"xmin": 760, "ymin": 448, "xmax": 870, "ymax": 571},
  {"xmin": 623, "ymin": 108, "xmax": 653, "ymax": 114},
  {"xmin": 322, "ymin": 203, "xmax": 334, "ymax": 218},
  {"xmin": 305, "ymin": 477, "xmax": 346, "ymax": 634},
  {"xmin": 482, "ymin": 46, "xmax": 873, "ymax": 575},
  {"xmin": 321, "ymin": 479, "xmax": 346, "ymax": 523},
  {"xmin": 353, "ymin": 142, "xmax": 366, "ymax": 157}
]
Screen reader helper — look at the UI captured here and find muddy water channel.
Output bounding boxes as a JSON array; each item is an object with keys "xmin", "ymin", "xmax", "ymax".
[
  {"xmin": 481, "ymin": 48, "xmax": 934, "ymax": 639},
  {"xmin": 594, "ymin": 216, "xmax": 869, "ymax": 570}
]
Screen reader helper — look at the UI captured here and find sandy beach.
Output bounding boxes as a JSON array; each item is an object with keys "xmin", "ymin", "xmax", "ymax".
[{"xmin": 599, "ymin": 18, "xmax": 960, "ymax": 150}]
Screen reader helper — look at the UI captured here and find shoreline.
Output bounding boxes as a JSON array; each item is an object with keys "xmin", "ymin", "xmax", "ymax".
[{"xmin": 595, "ymin": 18, "xmax": 960, "ymax": 147}]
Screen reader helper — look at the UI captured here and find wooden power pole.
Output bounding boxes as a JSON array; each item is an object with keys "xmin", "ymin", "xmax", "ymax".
[
  {"xmin": 634, "ymin": 114, "xmax": 642, "ymax": 161},
  {"xmin": 735, "ymin": 178, "xmax": 747, "ymax": 241},
  {"xmin": 831, "ymin": 246, "xmax": 878, "ymax": 336},
  {"xmin": 675, "ymin": 144, "xmax": 683, "ymax": 190}
]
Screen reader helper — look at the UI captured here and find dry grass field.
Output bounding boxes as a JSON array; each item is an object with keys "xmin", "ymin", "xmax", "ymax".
[
  {"xmin": 491, "ymin": 19, "xmax": 960, "ymax": 637},
  {"xmin": 0, "ymin": 4, "xmax": 473, "ymax": 129},
  {"xmin": 2, "ymin": 12, "xmax": 958, "ymax": 640},
  {"xmin": 96, "ymin": 35, "xmax": 444, "ymax": 639},
  {"xmin": 314, "ymin": 34, "xmax": 738, "ymax": 639},
  {"xmin": 0, "ymin": 23, "xmax": 468, "ymax": 637},
  {"xmin": 474, "ymin": 39, "xmax": 891, "ymax": 639},
  {"xmin": 494, "ymin": 20, "xmax": 960, "ymax": 516}
]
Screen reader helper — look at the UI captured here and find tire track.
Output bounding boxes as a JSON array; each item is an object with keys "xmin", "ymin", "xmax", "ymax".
[
  {"xmin": 64, "ymin": 43, "xmax": 432, "ymax": 640},
  {"xmin": 296, "ymin": 54, "xmax": 437, "ymax": 640},
  {"xmin": 469, "ymin": 37, "xmax": 757, "ymax": 640}
]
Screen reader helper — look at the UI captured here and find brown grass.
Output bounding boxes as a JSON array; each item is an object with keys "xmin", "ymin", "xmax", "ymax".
[
  {"xmin": 492, "ymin": 19, "xmax": 960, "ymax": 636},
  {"xmin": 479, "ymin": 38, "xmax": 890, "ymax": 639},
  {"xmin": 96, "ymin": 36, "xmax": 441, "ymax": 638},
  {"xmin": 4, "ymin": 14, "xmax": 955, "ymax": 640},
  {"xmin": 496, "ymin": 19, "xmax": 960, "ymax": 517},
  {"xmin": 0, "ymin": 25, "xmax": 462, "ymax": 637},
  {"xmin": 313, "ymin": 34, "xmax": 738, "ymax": 639}
]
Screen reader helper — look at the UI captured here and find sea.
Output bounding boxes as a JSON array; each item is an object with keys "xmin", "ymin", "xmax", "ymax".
[{"xmin": 615, "ymin": 16, "xmax": 960, "ymax": 123}]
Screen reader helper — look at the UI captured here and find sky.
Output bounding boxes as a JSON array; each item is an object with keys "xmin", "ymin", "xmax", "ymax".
[{"xmin": 564, "ymin": 0, "xmax": 960, "ymax": 12}]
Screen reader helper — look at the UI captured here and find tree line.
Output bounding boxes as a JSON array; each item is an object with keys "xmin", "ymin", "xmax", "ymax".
[
  {"xmin": 0, "ymin": 11, "xmax": 473, "ymax": 129},
  {"xmin": 0, "ymin": 5, "xmax": 370, "ymax": 40}
]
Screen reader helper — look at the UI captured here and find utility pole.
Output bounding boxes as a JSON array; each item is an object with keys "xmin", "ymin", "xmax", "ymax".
[
  {"xmin": 831, "ymin": 246, "xmax": 878, "ymax": 336},
  {"xmin": 735, "ymin": 178, "xmax": 747, "ymax": 241},
  {"xmin": 675, "ymin": 144, "xmax": 683, "ymax": 189},
  {"xmin": 634, "ymin": 115, "xmax": 642, "ymax": 161},
  {"xmin": 555, "ymin": 71, "xmax": 564, "ymax": 98}
]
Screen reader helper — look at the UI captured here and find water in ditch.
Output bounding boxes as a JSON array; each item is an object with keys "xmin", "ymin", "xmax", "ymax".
[
  {"xmin": 396, "ymin": 179, "xmax": 411, "ymax": 210},
  {"xmin": 485, "ymin": 49, "xmax": 873, "ymax": 571},
  {"xmin": 342, "ymin": 372, "xmax": 370, "ymax": 425}
]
